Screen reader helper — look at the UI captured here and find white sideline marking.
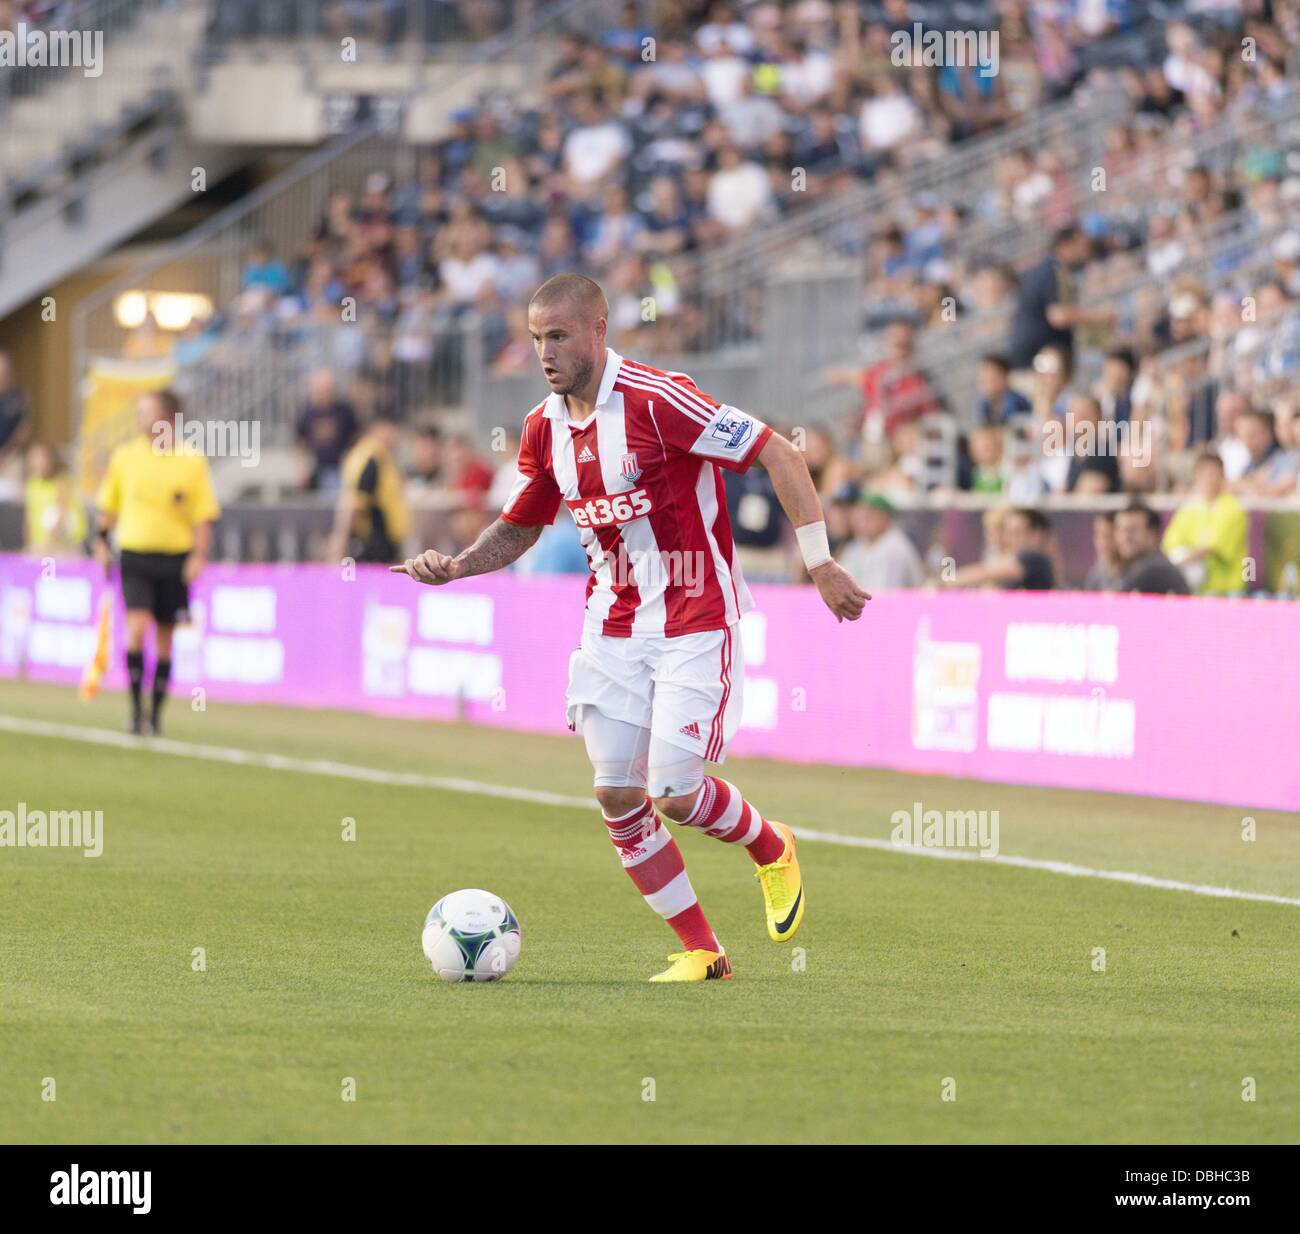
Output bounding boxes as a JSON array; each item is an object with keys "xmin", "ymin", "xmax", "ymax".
[
  {"xmin": 801, "ymin": 827, "xmax": 1300, "ymax": 908},
  {"xmin": 3, "ymin": 713, "xmax": 1298, "ymax": 909}
]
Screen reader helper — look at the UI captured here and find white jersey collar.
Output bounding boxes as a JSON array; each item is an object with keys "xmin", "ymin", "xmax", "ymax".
[{"xmin": 543, "ymin": 347, "xmax": 623, "ymax": 422}]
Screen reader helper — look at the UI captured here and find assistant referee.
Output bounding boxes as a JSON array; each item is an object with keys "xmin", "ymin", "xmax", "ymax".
[{"xmin": 94, "ymin": 389, "xmax": 220, "ymax": 735}]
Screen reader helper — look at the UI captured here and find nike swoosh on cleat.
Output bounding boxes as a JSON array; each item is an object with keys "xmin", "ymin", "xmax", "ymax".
[{"xmin": 774, "ymin": 889, "xmax": 802, "ymax": 935}]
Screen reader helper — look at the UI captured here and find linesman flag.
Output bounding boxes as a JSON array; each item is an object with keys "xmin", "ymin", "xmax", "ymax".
[{"xmin": 80, "ymin": 588, "xmax": 113, "ymax": 701}]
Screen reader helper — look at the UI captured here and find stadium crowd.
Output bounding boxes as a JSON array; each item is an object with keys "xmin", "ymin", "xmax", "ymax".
[
  {"xmin": 142, "ymin": 0, "xmax": 1239, "ymax": 377},
  {"xmin": 11, "ymin": 0, "xmax": 1299, "ymax": 597},
  {"xmin": 0, "ymin": 0, "xmax": 74, "ymax": 26}
]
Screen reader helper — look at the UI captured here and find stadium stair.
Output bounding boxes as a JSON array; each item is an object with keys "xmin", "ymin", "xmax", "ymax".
[{"xmin": 0, "ymin": 0, "xmax": 247, "ymax": 317}]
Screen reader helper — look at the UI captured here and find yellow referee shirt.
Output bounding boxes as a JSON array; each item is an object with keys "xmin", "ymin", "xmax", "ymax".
[{"xmin": 96, "ymin": 437, "xmax": 221, "ymax": 554}]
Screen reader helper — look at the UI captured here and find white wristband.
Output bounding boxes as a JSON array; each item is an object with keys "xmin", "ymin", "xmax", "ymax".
[{"xmin": 795, "ymin": 520, "xmax": 832, "ymax": 571}]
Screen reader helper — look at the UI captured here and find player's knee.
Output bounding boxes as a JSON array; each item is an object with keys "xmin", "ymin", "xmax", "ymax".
[
  {"xmin": 652, "ymin": 787, "xmax": 702, "ymax": 823},
  {"xmin": 594, "ymin": 785, "xmax": 645, "ymax": 819},
  {"xmin": 646, "ymin": 752, "xmax": 704, "ymax": 809}
]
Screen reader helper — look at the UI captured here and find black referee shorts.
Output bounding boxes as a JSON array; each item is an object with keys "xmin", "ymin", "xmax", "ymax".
[{"xmin": 119, "ymin": 550, "xmax": 190, "ymax": 624}]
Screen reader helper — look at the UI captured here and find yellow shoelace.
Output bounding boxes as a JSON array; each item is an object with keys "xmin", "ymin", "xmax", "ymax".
[{"xmin": 755, "ymin": 855, "xmax": 794, "ymax": 903}]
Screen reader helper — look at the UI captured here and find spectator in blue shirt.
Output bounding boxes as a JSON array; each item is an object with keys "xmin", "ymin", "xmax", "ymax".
[
  {"xmin": 600, "ymin": 3, "xmax": 652, "ymax": 65},
  {"xmin": 1096, "ymin": 348, "xmax": 1135, "ymax": 424},
  {"xmin": 902, "ymin": 194, "xmax": 948, "ymax": 272},
  {"xmin": 936, "ymin": 61, "xmax": 1011, "ymax": 141},
  {"xmin": 514, "ymin": 514, "xmax": 591, "ymax": 576},
  {"xmin": 1007, "ymin": 225, "xmax": 1115, "ymax": 370},
  {"xmin": 976, "ymin": 354, "xmax": 1032, "ymax": 426},
  {"xmin": 241, "ymin": 239, "xmax": 292, "ymax": 297}
]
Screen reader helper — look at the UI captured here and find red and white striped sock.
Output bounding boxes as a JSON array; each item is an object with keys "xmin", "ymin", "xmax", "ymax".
[
  {"xmin": 679, "ymin": 776, "xmax": 787, "ymax": 866},
  {"xmin": 603, "ymin": 799, "xmax": 719, "ymax": 952}
]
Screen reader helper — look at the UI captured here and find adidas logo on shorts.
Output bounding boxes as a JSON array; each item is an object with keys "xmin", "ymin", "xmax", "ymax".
[{"xmin": 679, "ymin": 721, "xmax": 702, "ymax": 740}]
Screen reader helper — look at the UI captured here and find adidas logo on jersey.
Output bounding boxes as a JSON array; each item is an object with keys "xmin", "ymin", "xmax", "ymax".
[
  {"xmin": 577, "ymin": 445, "xmax": 596, "ymax": 463},
  {"xmin": 679, "ymin": 721, "xmax": 702, "ymax": 740}
]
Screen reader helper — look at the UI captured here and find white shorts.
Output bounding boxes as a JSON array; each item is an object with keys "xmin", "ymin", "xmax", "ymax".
[{"xmin": 565, "ymin": 624, "xmax": 744, "ymax": 764}]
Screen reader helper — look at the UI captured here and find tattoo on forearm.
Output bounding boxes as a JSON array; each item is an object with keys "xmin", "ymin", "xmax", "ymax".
[{"xmin": 453, "ymin": 518, "xmax": 543, "ymax": 577}]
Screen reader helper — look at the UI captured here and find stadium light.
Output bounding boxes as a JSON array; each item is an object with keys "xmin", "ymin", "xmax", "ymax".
[{"xmin": 113, "ymin": 291, "xmax": 214, "ymax": 332}]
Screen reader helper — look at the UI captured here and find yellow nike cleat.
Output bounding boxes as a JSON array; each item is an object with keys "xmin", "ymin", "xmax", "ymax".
[
  {"xmin": 648, "ymin": 949, "xmax": 732, "ymax": 982},
  {"xmin": 755, "ymin": 821, "xmax": 805, "ymax": 942}
]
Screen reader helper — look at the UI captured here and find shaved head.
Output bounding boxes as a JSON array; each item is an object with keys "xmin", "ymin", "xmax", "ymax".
[
  {"xmin": 527, "ymin": 273, "xmax": 610, "ymax": 404},
  {"xmin": 528, "ymin": 273, "xmax": 609, "ymax": 324}
]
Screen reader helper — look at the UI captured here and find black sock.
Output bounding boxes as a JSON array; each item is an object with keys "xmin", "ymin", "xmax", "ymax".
[
  {"xmin": 151, "ymin": 658, "xmax": 172, "ymax": 726},
  {"xmin": 126, "ymin": 651, "xmax": 145, "ymax": 719}
]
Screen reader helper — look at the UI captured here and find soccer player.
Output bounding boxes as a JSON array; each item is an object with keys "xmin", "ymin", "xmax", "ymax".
[
  {"xmin": 94, "ymin": 389, "xmax": 220, "ymax": 736},
  {"xmin": 392, "ymin": 275, "xmax": 867, "ymax": 982}
]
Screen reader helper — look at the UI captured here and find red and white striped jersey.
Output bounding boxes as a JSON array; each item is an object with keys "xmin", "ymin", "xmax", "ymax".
[{"xmin": 500, "ymin": 348, "xmax": 773, "ymax": 638}]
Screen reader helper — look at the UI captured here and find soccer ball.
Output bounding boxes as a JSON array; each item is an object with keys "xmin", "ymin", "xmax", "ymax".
[{"xmin": 421, "ymin": 888, "xmax": 521, "ymax": 983}]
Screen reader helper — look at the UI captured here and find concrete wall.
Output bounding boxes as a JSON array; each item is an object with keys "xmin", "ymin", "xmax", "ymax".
[{"xmin": 189, "ymin": 57, "xmax": 538, "ymax": 146}]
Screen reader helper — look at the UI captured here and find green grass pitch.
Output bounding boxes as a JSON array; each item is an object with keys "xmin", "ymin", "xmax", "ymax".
[{"xmin": 1, "ymin": 679, "xmax": 1297, "ymax": 1144}]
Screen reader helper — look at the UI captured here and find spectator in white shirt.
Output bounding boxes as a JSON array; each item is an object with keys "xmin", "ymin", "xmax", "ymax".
[
  {"xmin": 696, "ymin": 1, "xmax": 756, "ymax": 56},
  {"xmin": 563, "ymin": 95, "xmax": 631, "ymax": 190},
  {"xmin": 1215, "ymin": 390, "xmax": 1252, "ymax": 481},
  {"xmin": 487, "ymin": 429, "xmax": 522, "ymax": 512},
  {"xmin": 838, "ymin": 493, "xmax": 927, "ymax": 590},
  {"xmin": 779, "ymin": 36, "xmax": 834, "ymax": 107},
  {"xmin": 707, "ymin": 144, "xmax": 775, "ymax": 233},
  {"xmin": 631, "ymin": 39, "xmax": 706, "ymax": 105},
  {"xmin": 439, "ymin": 234, "xmax": 500, "ymax": 307},
  {"xmin": 700, "ymin": 41, "xmax": 750, "ymax": 109},
  {"xmin": 719, "ymin": 75, "xmax": 785, "ymax": 148},
  {"xmin": 859, "ymin": 77, "xmax": 922, "ymax": 153}
]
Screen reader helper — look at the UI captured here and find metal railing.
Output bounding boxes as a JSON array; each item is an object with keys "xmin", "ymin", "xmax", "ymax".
[
  {"xmin": 1127, "ymin": 252, "xmax": 1300, "ymax": 413},
  {"xmin": 676, "ymin": 63, "xmax": 1300, "ymax": 406},
  {"xmin": 753, "ymin": 84, "xmax": 1297, "ymax": 374},
  {"xmin": 202, "ymin": 0, "xmax": 548, "ymax": 58},
  {"xmin": 162, "ymin": 312, "xmax": 485, "ymax": 442},
  {"xmin": 68, "ymin": 0, "xmax": 1299, "ymax": 448},
  {"xmin": 0, "ymin": 0, "xmax": 190, "ymax": 180},
  {"xmin": 69, "ymin": 0, "xmax": 630, "ymax": 436},
  {"xmin": 838, "ymin": 89, "xmax": 1300, "ymax": 421},
  {"xmin": 929, "ymin": 90, "xmax": 1300, "ymax": 290},
  {"xmin": 877, "ymin": 211, "xmax": 1296, "ymax": 424},
  {"xmin": 672, "ymin": 83, "xmax": 1135, "ymax": 358}
]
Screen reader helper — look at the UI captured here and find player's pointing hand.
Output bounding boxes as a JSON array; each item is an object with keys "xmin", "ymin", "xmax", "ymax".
[
  {"xmin": 389, "ymin": 549, "xmax": 463, "ymax": 585},
  {"xmin": 809, "ymin": 560, "xmax": 869, "ymax": 622}
]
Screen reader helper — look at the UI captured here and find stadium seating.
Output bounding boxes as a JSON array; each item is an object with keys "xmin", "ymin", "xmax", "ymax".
[{"xmin": 2, "ymin": 0, "xmax": 1297, "ymax": 589}]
